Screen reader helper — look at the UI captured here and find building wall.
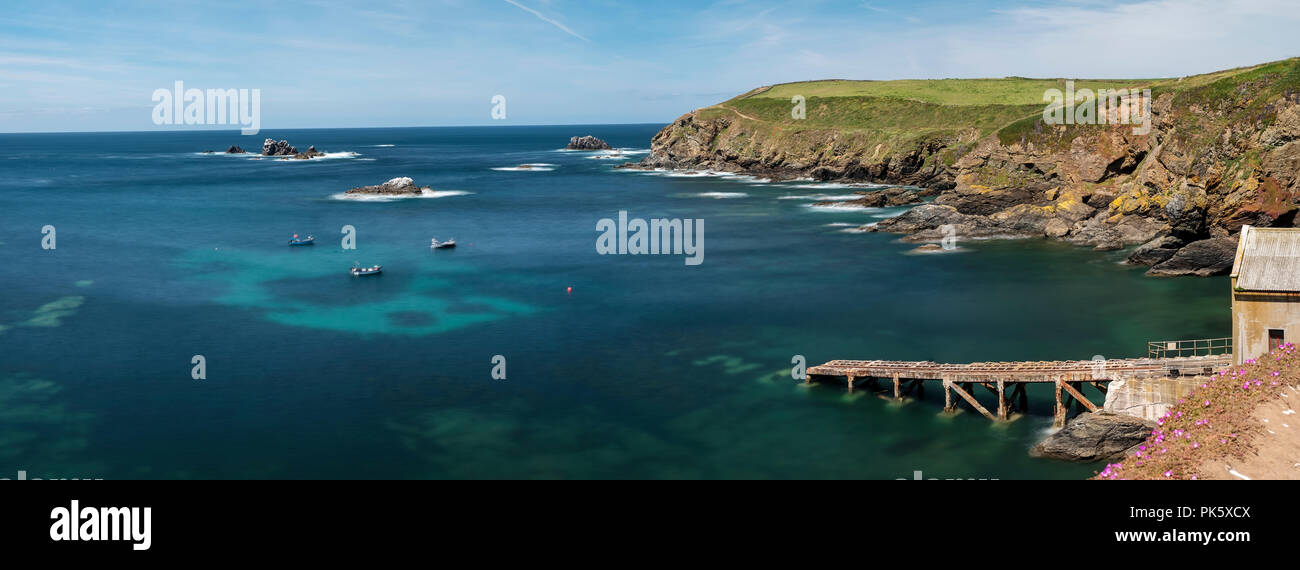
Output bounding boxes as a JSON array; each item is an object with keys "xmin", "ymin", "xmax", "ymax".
[
  {"xmin": 1104, "ymin": 376, "xmax": 1204, "ymax": 420},
  {"xmin": 1232, "ymin": 291, "xmax": 1300, "ymax": 364}
]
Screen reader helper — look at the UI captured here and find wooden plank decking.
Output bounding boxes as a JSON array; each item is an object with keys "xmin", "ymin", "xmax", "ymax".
[{"xmin": 805, "ymin": 354, "xmax": 1232, "ymax": 426}]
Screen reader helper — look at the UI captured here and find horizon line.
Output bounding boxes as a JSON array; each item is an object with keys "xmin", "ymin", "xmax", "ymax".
[{"xmin": 0, "ymin": 122, "xmax": 673, "ymax": 136}]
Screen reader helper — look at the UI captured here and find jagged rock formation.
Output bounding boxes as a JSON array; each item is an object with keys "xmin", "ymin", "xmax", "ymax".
[
  {"xmin": 1030, "ymin": 412, "xmax": 1156, "ymax": 462},
  {"xmin": 811, "ymin": 186, "xmax": 936, "ymax": 208},
  {"xmin": 262, "ymin": 138, "xmax": 298, "ymax": 156},
  {"xmin": 260, "ymin": 139, "xmax": 326, "ymax": 159},
  {"xmin": 567, "ymin": 135, "xmax": 611, "ymax": 150},
  {"xmin": 225, "ymin": 145, "xmax": 245, "ymax": 154},
  {"xmin": 345, "ymin": 177, "xmax": 430, "ymax": 196},
  {"xmin": 291, "ymin": 145, "xmax": 325, "ymax": 160},
  {"xmin": 632, "ymin": 59, "xmax": 1300, "ymax": 277}
]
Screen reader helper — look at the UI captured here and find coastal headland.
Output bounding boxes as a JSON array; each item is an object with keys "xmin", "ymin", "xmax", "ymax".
[{"xmin": 627, "ymin": 59, "xmax": 1300, "ymax": 277}]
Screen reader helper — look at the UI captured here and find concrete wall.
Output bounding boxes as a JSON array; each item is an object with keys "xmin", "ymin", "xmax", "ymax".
[
  {"xmin": 1232, "ymin": 291, "xmax": 1300, "ymax": 364},
  {"xmin": 1104, "ymin": 376, "xmax": 1205, "ymax": 420}
]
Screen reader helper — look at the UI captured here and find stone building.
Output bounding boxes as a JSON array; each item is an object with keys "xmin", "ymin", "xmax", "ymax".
[{"xmin": 1230, "ymin": 225, "xmax": 1300, "ymax": 364}]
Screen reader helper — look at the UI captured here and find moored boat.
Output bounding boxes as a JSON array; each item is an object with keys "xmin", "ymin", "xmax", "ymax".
[
  {"xmin": 431, "ymin": 238, "xmax": 457, "ymax": 249},
  {"xmin": 350, "ymin": 264, "xmax": 382, "ymax": 276},
  {"xmin": 289, "ymin": 234, "xmax": 315, "ymax": 246}
]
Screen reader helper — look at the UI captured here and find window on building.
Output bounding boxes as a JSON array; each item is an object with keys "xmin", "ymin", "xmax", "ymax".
[{"xmin": 1269, "ymin": 329, "xmax": 1285, "ymax": 351}]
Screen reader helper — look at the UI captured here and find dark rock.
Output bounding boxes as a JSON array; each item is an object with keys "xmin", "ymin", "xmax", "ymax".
[
  {"xmin": 1029, "ymin": 412, "xmax": 1155, "ymax": 462},
  {"xmin": 1083, "ymin": 189, "xmax": 1118, "ymax": 209},
  {"xmin": 934, "ymin": 186, "xmax": 1044, "ymax": 217},
  {"xmin": 345, "ymin": 177, "xmax": 430, "ymax": 196},
  {"xmin": 1127, "ymin": 235, "xmax": 1184, "ymax": 266},
  {"xmin": 261, "ymin": 138, "xmax": 299, "ymax": 156},
  {"xmin": 870, "ymin": 203, "xmax": 1032, "ymax": 242},
  {"xmin": 566, "ymin": 135, "xmax": 611, "ymax": 150},
  {"xmin": 1147, "ymin": 235, "xmax": 1239, "ymax": 277},
  {"xmin": 808, "ymin": 166, "xmax": 842, "ymax": 181},
  {"xmin": 290, "ymin": 146, "xmax": 326, "ymax": 160},
  {"xmin": 225, "ymin": 145, "xmax": 245, "ymax": 154},
  {"xmin": 813, "ymin": 187, "xmax": 924, "ymax": 208}
]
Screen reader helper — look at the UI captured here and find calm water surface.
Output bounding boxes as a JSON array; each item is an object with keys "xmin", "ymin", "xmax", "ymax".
[{"xmin": 0, "ymin": 125, "xmax": 1227, "ymax": 479}]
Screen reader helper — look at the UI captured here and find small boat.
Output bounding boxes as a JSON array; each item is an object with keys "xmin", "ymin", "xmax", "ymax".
[
  {"xmin": 351, "ymin": 264, "xmax": 382, "ymax": 276},
  {"xmin": 288, "ymin": 234, "xmax": 315, "ymax": 246},
  {"xmin": 431, "ymin": 238, "xmax": 457, "ymax": 249}
]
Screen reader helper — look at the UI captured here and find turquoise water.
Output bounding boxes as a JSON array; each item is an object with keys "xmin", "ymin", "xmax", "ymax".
[{"xmin": 0, "ymin": 125, "xmax": 1228, "ymax": 479}]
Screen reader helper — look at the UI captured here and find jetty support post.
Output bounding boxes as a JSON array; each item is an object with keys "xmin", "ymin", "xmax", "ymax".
[
  {"xmin": 948, "ymin": 380, "xmax": 997, "ymax": 421},
  {"xmin": 892, "ymin": 372, "xmax": 901, "ymax": 401},
  {"xmin": 996, "ymin": 379, "xmax": 1007, "ymax": 421},
  {"xmin": 846, "ymin": 374, "xmax": 855, "ymax": 393},
  {"xmin": 943, "ymin": 377, "xmax": 955, "ymax": 413},
  {"xmin": 1053, "ymin": 377, "xmax": 1066, "ymax": 428},
  {"xmin": 1060, "ymin": 381, "xmax": 1099, "ymax": 413}
]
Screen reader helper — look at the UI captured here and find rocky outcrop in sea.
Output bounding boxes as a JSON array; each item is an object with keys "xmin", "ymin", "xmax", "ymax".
[
  {"xmin": 260, "ymin": 139, "xmax": 326, "ymax": 159},
  {"xmin": 1029, "ymin": 412, "xmax": 1156, "ymax": 462},
  {"xmin": 262, "ymin": 138, "xmax": 298, "ymax": 156},
  {"xmin": 566, "ymin": 135, "xmax": 611, "ymax": 150},
  {"xmin": 811, "ymin": 187, "xmax": 937, "ymax": 209},
  {"xmin": 345, "ymin": 177, "xmax": 430, "ymax": 196}
]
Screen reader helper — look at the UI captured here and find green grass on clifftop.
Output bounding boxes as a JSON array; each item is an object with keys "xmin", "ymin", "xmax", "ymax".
[
  {"xmin": 753, "ymin": 77, "xmax": 1166, "ymax": 106},
  {"xmin": 694, "ymin": 59, "xmax": 1300, "ymax": 156}
]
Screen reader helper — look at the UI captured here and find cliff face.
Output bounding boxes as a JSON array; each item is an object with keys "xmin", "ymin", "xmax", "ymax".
[
  {"xmin": 634, "ymin": 60, "xmax": 1300, "ymax": 276},
  {"xmin": 637, "ymin": 111, "xmax": 963, "ymax": 188}
]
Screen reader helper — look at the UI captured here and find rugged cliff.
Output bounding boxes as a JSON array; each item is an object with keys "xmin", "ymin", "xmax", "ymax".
[{"xmin": 631, "ymin": 59, "xmax": 1300, "ymax": 275}]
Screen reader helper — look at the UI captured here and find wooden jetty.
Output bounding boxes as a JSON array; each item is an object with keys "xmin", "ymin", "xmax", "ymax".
[{"xmin": 805, "ymin": 351, "xmax": 1232, "ymax": 427}]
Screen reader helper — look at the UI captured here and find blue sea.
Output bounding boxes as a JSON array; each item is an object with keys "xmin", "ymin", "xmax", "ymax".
[{"xmin": 0, "ymin": 125, "xmax": 1228, "ymax": 479}]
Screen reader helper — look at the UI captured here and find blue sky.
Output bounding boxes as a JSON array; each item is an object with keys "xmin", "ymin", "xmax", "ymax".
[{"xmin": 1, "ymin": 0, "xmax": 1297, "ymax": 132}]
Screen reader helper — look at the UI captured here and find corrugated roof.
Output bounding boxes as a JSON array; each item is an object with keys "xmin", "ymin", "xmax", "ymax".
[{"xmin": 1235, "ymin": 227, "xmax": 1300, "ymax": 292}]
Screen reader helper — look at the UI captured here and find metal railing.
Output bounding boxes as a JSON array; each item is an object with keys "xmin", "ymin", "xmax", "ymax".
[{"xmin": 1147, "ymin": 338, "xmax": 1232, "ymax": 359}]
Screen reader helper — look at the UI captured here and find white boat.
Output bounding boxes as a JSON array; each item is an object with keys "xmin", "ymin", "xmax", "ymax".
[
  {"xmin": 351, "ymin": 264, "xmax": 382, "ymax": 276},
  {"xmin": 430, "ymin": 238, "xmax": 457, "ymax": 249}
]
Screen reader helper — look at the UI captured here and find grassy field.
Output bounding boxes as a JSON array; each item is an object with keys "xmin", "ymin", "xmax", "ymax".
[
  {"xmin": 670, "ymin": 59, "xmax": 1299, "ymax": 173},
  {"xmin": 752, "ymin": 77, "xmax": 1168, "ymax": 107}
]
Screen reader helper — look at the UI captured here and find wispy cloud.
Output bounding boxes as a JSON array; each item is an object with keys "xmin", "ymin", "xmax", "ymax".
[{"xmin": 502, "ymin": 0, "xmax": 589, "ymax": 42}]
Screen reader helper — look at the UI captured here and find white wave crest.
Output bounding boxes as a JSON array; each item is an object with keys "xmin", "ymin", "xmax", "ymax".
[
  {"xmin": 688, "ymin": 192, "xmax": 749, "ymax": 199},
  {"xmin": 493, "ymin": 163, "xmax": 556, "ymax": 172},
  {"xmin": 329, "ymin": 189, "xmax": 472, "ymax": 202}
]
